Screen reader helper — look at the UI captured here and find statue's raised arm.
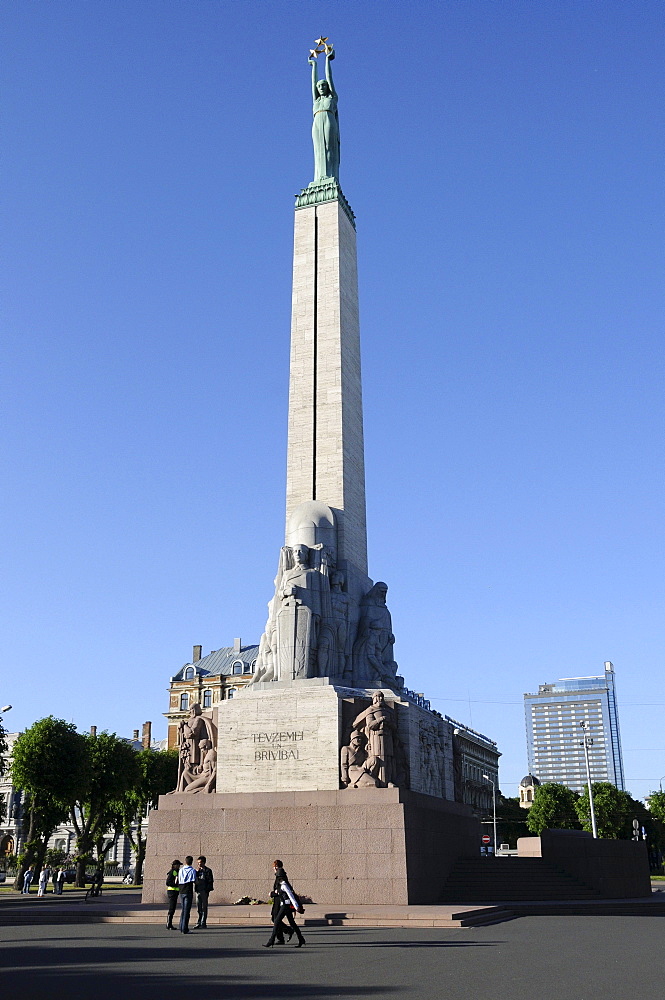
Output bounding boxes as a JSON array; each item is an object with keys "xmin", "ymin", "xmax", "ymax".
[
  {"xmin": 325, "ymin": 47, "xmax": 337, "ymax": 100},
  {"xmin": 309, "ymin": 40, "xmax": 340, "ymax": 183}
]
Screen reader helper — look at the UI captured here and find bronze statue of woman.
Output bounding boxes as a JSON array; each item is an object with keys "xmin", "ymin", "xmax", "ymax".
[{"xmin": 309, "ymin": 48, "xmax": 339, "ymax": 182}]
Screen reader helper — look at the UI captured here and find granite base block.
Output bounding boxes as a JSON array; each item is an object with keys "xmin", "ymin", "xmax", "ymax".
[{"xmin": 143, "ymin": 787, "xmax": 479, "ymax": 906}]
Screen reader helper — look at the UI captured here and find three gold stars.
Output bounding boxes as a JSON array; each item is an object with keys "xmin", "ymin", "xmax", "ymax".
[{"xmin": 310, "ymin": 36, "xmax": 333, "ymax": 57}]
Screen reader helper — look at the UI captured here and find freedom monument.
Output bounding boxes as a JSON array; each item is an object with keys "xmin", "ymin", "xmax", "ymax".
[{"xmin": 143, "ymin": 42, "xmax": 480, "ymax": 906}]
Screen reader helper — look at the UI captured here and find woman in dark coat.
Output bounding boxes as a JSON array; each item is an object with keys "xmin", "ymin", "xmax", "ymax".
[{"xmin": 264, "ymin": 860, "xmax": 305, "ymax": 948}]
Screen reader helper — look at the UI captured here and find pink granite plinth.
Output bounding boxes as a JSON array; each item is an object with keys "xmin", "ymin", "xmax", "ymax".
[{"xmin": 142, "ymin": 788, "xmax": 479, "ymax": 906}]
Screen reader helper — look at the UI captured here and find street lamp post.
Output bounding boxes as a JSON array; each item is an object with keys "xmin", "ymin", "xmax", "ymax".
[
  {"xmin": 659, "ymin": 775, "xmax": 665, "ymax": 793},
  {"xmin": 482, "ymin": 774, "xmax": 497, "ymax": 856},
  {"xmin": 579, "ymin": 721, "xmax": 598, "ymax": 839}
]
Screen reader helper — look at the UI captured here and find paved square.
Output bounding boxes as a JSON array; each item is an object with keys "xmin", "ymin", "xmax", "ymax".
[{"xmin": 1, "ymin": 916, "xmax": 663, "ymax": 999}]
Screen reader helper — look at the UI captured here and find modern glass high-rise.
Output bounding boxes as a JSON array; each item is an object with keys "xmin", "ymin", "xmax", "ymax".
[{"xmin": 524, "ymin": 661, "xmax": 625, "ymax": 792}]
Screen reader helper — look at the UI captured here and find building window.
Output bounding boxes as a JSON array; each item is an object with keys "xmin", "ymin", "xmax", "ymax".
[
  {"xmin": 184, "ymin": 667, "xmax": 195, "ymax": 680},
  {"xmin": 180, "ymin": 692, "xmax": 189, "ymax": 712},
  {"xmin": 243, "ymin": 661, "xmax": 252, "ymax": 674},
  {"xmin": 203, "ymin": 689, "xmax": 212, "ymax": 709},
  {"xmin": 232, "ymin": 661, "xmax": 243, "ymax": 675},
  {"xmin": 227, "ymin": 688, "xmax": 237, "ymax": 700}
]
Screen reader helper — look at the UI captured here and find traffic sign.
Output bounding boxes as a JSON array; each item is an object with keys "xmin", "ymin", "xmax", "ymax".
[{"xmin": 481, "ymin": 834, "xmax": 491, "ymax": 845}]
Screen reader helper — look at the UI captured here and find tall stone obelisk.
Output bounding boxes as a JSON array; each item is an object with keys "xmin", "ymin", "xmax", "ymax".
[{"xmin": 286, "ymin": 195, "xmax": 367, "ymax": 578}]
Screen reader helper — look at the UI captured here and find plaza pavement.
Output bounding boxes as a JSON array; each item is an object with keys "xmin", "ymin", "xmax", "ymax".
[{"xmin": 1, "ymin": 915, "xmax": 664, "ymax": 1000}]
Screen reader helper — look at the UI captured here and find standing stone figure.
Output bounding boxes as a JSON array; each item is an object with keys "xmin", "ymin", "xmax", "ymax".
[
  {"xmin": 174, "ymin": 704, "xmax": 217, "ymax": 793},
  {"xmin": 353, "ymin": 692, "xmax": 397, "ymax": 787},
  {"xmin": 254, "ymin": 541, "xmax": 338, "ymax": 682},
  {"xmin": 309, "ymin": 47, "xmax": 339, "ymax": 182},
  {"xmin": 330, "ymin": 570, "xmax": 351, "ymax": 680},
  {"xmin": 353, "ymin": 583, "xmax": 399, "ymax": 687}
]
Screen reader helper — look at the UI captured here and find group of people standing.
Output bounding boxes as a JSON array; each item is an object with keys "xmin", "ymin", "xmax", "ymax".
[
  {"xmin": 164, "ymin": 856, "xmax": 305, "ymax": 947},
  {"xmin": 166, "ymin": 856, "xmax": 214, "ymax": 933},
  {"xmin": 22, "ymin": 865, "xmax": 67, "ymax": 895}
]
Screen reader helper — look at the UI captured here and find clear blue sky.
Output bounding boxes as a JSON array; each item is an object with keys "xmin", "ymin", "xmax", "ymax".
[{"xmin": 2, "ymin": 1, "xmax": 663, "ymax": 801}]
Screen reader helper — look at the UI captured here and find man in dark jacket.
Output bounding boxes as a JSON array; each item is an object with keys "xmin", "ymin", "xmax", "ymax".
[
  {"xmin": 194, "ymin": 855, "xmax": 214, "ymax": 929},
  {"xmin": 165, "ymin": 860, "xmax": 181, "ymax": 929}
]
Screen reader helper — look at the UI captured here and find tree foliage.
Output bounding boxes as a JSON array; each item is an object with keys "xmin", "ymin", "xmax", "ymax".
[
  {"xmin": 575, "ymin": 782, "xmax": 641, "ymax": 839},
  {"xmin": 119, "ymin": 748, "xmax": 178, "ymax": 883},
  {"xmin": 526, "ymin": 782, "xmax": 580, "ymax": 835},
  {"xmin": 647, "ymin": 791, "xmax": 665, "ymax": 825},
  {"xmin": 70, "ymin": 731, "xmax": 141, "ymax": 886},
  {"xmin": 10, "ymin": 717, "xmax": 90, "ymax": 888}
]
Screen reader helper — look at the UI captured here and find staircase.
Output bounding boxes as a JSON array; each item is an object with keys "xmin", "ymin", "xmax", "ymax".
[{"xmin": 441, "ymin": 857, "xmax": 601, "ymax": 902}]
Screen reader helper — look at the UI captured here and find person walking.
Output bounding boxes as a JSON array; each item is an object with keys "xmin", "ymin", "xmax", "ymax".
[
  {"xmin": 194, "ymin": 855, "xmax": 214, "ymax": 929},
  {"xmin": 22, "ymin": 866, "xmax": 35, "ymax": 894},
  {"xmin": 90, "ymin": 865, "xmax": 104, "ymax": 897},
  {"xmin": 37, "ymin": 865, "xmax": 51, "ymax": 897},
  {"xmin": 177, "ymin": 855, "xmax": 196, "ymax": 933},
  {"xmin": 263, "ymin": 860, "xmax": 305, "ymax": 948},
  {"xmin": 55, "ymin": 867, "xmax": 65, "ymax": 895},
  {"xmin": 165, "ymin": 860, "xmax": 181, "ymax": 929}
]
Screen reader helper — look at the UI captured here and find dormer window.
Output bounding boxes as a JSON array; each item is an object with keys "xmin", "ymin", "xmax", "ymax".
[
  {"xmin": 184, "ymin": 666, "xmax": 195, "ymax": 680},
  {"xmin": 180, "ymin": 692, "xmax": 189, "ymax": 712},
  {"xmin": 250, "ymin": 660, "xmax": 257, "ymax": 673},
  {"xmin": 232, "ymin": 661, "xmax": 243, "ymax": 675}
]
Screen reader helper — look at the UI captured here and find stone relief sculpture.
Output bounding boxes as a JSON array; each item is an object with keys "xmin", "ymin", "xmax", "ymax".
[
  {"xmin": 173, "ymin": 703, "xmax": 218, "ymax": 793},
  {"xmin": 183, "ymin": 739, "xmax": 217, "ymax": 794},
  {"xmin": 308, "ymin": 42, "xmax": 339, "ymax": 182},
  {"xmin": 353, "ymin": 583, "xmax": 399, "ymax": 688},
  {"xmin": 252, "ymin": 502, "xmax": 401, "ymax": 690},
  {"xmin": 340, "ymin": 731, "xmax": 380, "ymax": 788},
  {"xmin": 351, "ymin": 692, "xmax": 397, "ymax": 787},
  {"xmin": 330, "ymin": 570, "xmax": 351, "ymax": 680}
]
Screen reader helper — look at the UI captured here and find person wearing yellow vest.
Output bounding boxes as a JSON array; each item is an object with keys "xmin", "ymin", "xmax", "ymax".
[{"xmin": 165, "ymin": 860, "xmax": 181, "ymax": 929}]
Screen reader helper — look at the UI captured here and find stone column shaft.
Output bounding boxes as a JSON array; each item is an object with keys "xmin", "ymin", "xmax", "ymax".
[{"xmin": 285, "ymin": 199, "xmax": 368, "ymax": 576}]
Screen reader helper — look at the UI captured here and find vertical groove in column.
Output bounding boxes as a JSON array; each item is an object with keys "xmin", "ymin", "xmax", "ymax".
[{"xmin": 312, "ymin": 208, "xmax": 318, "ymax": 500}]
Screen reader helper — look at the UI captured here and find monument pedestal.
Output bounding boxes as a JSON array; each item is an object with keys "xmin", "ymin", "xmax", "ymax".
[{"xmin": 142, "ymin": 786, "xmax": 479, "ymax": 906}]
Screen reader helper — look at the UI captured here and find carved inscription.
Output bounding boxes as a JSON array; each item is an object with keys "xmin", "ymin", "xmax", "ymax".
[{"xmin": 252, "ymin": 730, "xmax": 304, "ymax": 763}]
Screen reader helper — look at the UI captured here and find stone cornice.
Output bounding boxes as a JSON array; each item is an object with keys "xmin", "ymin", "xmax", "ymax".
[{"xmin": 295, "ymin": 178, "xmax": 356, "ymax": 228}]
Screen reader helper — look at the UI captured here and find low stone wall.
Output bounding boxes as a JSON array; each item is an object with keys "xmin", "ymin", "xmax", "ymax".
[
  {"xmin": 519, "ymin": 830, "xmax": 651, "ymax": 898},
  {"xmin": 142, "ymin": 787, "xmax": 479, "ymax": 907}
]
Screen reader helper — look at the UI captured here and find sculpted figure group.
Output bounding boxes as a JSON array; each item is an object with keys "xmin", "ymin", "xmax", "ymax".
[
  {"xmin": 252, "ymin": 540, "xmax": 400, "ymax": 689},
  {"xmin": 340, "ymin": 692, "xmax": 398, "ymax": 789},
  {"xmin": 173, "ymin": 704, "xmax": 218, "ymax": 794}
]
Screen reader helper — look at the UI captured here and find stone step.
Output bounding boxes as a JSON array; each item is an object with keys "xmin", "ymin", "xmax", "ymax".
[
  {"xmin": 441, "ymin": 857, "xmax": 601, "ymax": 902},
  {"xmin": 0, "ymin": 902, "xmax": 515, "ymax": 929}
]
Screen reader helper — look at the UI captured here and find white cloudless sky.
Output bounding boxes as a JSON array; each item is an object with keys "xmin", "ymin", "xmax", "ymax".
[{"xmin": 2, "ymin": 1, "xmax": 664, "ymax": 800}]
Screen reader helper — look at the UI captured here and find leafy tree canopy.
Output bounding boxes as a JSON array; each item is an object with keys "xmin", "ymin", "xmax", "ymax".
[
  {"xmin": 575, "ymin": 782, "xmax": 643, "ymax": 839},
  {"xmin": 526, "ymin": 782, "xmax": 580, "ymax": 836},
  {"xmin": 11, "ymin": 717, "xmax": 90, "ymax": 818},
  {"xmin": 647, "ymin": 791, "xmax": 665, "ymax": 825}
]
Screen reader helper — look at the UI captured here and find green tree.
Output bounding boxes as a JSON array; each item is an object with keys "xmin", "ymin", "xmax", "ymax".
[
  {"xmin": 10, "ymin": 717, "xmax": 90, "ymax": 889},
  {"xmin": 0, "ymin": 715, "xmax": 8, "ymax": 824},
  {"xmin": 647, "ymin": 791, "xmax": 665, "ymax": 825},
  {"xmin": 526, "ymin": 782, "xmax": 580, "ymax": 835},
  {"xmin": 70, "ymin": 731, "xmax": 140, "ymax": 886},
  {"xmin": 119, "ymin": 748, "xmax": 178, "ymax": 884},
  {"xmin": 575, "ymin": 782, "xmax": 636, "ymax": 839}
]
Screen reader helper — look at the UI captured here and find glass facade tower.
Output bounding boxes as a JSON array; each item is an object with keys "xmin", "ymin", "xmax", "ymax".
[{"xmin": 524, "ymin": 662, "xmax": 625, "ymax": 792}]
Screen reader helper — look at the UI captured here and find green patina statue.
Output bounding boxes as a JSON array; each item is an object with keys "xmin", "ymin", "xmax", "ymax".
[{"xmin": 308, "ymin": 45, "xmax": 339, "ymax": 182}]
